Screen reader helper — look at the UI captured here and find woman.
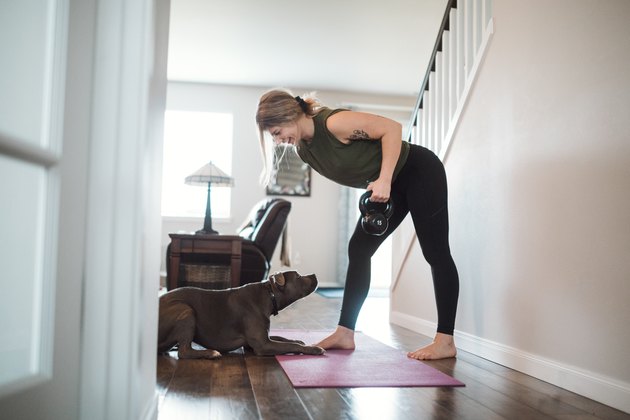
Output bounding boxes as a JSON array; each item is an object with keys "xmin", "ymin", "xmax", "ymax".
[{"xmin": 256, "ymin": 89, "xmax": 459, "ymax": 360}]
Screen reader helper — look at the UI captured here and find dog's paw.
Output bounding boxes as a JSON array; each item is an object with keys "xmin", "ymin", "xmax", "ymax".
[
  {"xmin": 304, "ymin": 345, "xmax": 325, "ymax": 355},
  {"xmin": 205, "ymin": 350, "xmax": 222, "ymax": 359},
  {"xmin": 177, "ymin": 348, "xmax": 222, "ymax": 360}
]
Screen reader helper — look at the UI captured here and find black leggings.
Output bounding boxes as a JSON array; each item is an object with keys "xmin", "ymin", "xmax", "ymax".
[{"xmin": 338, "ymin": 144, "xmax": 459, "ymax": 335}]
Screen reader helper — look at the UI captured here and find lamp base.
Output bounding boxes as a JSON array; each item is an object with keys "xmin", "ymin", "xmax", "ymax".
[{"xmin": 195, "ymin": 228, "xmax": 219, "ymax": 235}]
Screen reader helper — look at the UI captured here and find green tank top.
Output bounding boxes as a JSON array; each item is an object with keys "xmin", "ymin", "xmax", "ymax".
[{"xmin": 296, "ymin": 107, "xmax": 410, "ymax": 189}]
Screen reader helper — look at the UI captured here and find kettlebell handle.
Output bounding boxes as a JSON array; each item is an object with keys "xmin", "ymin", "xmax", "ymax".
[{"xmin": 359, "ymin": 191, "xmax": 394, "ymax": 218}]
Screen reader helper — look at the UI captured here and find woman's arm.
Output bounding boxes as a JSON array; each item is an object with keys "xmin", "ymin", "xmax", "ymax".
[{"xmin": 326, "ymin": 111, "xmax": 402, "ymax": 202}]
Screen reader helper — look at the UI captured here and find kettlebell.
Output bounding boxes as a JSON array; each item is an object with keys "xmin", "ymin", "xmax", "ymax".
[{"xmin": 359, "ymin": 191, "xmax": 394, "ymax": 236}]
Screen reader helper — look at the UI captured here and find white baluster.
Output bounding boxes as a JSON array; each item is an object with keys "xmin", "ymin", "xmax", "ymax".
[
  {"xmin": 421, "ymin": 96, "xmax": 429, "ymax": 149},
  {"xmin": 457, "ymin": 2, "xmax": 466, "ymax": 99},
  {"xmin": 465, "ymin": 0, "xmax": 474, "ymax": 77},
  {"xmin": 425, "ymin": 82, "xmax": 433, "ymax": 151},
  {"xmin": 441, "ymin": 30, "xmax": 450, "ymax": 152},
  {"xmin": 415, "ymin": 111, "xmax": 422, "ymax": 145},
  {"xmin": 484, "ymin": 0, "xmax": 493, "ymax": 28},
  {"xmin": 430, "ymin": 72, "xmax": 439, "ymax": 152},
  {"xmin": 449, "ymin": 8, "xmax": 458, "ymax": 120},
  {"xmin": 474, "ymin": 0, "xmax": 482, "ymax": 54},
  {"xmin": 434, "ymin": 52, "xmax": 443, "ymax": 151}
]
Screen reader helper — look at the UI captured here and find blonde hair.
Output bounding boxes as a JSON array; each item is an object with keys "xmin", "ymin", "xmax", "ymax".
[{"xmin": 256, "ymin": 88, "xmax": 321, "ymax": 185}]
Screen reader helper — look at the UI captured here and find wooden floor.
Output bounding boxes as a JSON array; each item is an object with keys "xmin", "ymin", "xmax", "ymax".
[{"xmin": 156, "ymin": 292, "xmax": 629, "ymax": 420}]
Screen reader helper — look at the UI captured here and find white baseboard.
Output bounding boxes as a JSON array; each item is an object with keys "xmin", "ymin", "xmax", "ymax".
[{"xmin": 390, "ymin": 311, "xmax": 630, "ymax": 414}]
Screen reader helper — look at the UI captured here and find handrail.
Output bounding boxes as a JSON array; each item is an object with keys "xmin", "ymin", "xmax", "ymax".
[{"xmin": 405, "ymin": 0, "xmax": 457, "ymax": 141}]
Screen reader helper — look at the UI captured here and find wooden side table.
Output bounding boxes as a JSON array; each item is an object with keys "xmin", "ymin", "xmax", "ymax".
[{"xmin": 167, "ymin": 233, "xmax": 242, "ymax": 290}]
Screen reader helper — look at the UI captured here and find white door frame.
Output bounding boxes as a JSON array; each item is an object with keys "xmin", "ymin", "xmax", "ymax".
[{"xmin": 79, "ymin": 0, "xmax": 169, "ymax": 419}]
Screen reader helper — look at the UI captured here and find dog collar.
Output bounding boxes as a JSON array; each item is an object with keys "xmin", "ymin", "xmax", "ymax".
[{"xmin": 267, "ymin": 283, "xmax": 279, "ymax": 316}]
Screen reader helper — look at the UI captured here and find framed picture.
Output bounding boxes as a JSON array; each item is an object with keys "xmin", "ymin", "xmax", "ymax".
[{"xmin": 266, "ymin": 147, "xmax": 311, "ymax": 197}]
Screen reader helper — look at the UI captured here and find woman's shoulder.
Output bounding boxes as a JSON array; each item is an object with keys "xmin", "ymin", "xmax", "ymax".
[
  {"xmin": 314, "ymin": 106, "xmax": 337, "ymax": 117},
  {"xmin": 314, "ymin": 107, "xmax": 349, "ymax": 125}
]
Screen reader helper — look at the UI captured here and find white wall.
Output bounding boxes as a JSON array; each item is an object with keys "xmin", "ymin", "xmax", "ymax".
[
  {"xmin": 391, "ymin": 0, "xmax": 630, "ymax": 412},
  {"xmin": 162, "ymin": 82, "xmax": 414, "ymax": 286}
]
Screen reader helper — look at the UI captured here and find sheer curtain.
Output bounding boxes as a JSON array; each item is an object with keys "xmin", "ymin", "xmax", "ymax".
[
  {"xmin": 335, "ymin": 186, "xmax": 393, "ymax": 289},
  {"xmin": 335, "ymin": 186, "xmax": 357, "ymax": 285}
]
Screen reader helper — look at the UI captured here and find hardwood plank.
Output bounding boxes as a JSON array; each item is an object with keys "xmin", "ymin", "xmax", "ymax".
[
  {"xmin": 400, "ymin": 386, "xmax": 505, "ymax": 420},
  {"xmin": 454, "ymin": 350, "xmax": 630, "ymax": 420},
  {"xmin": 158, "ymin": 358, "xmax": 214, "ymax": 420},
  {"xmin": 295, "ymin": 388, "xmax": 354, "ymax": 420},
  {"xmin": 156, "ymin": 353, "xmax": 178, "ymax": 398},
  {"xmin": 208, "ymin": 351, "xmax": 260, "ymax": 420},
  {"xmin": 427, "ymin": 355, "xmax": 586, "ymax": 420},
  {"xmin": 245, "ymin": 354, "xmax": 310, "ymax": 420},
  {"xmin": 337, "ymin": 386, "xmax": 455, "ymax": 420},
  {"xmin": 439, "ymin": 373, "xmax": 556, "ymax": 419}
]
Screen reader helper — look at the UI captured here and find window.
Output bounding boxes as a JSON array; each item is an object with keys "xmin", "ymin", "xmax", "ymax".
[{"xmin": 161, "ymin": 110, "xmax": 233, "ymax": 218}]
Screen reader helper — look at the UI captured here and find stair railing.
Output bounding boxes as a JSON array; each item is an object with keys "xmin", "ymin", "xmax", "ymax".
[
  {"xmin": 406, "ymin": 0, "xmax": 494, "ymax": 157},
  {"xmin": 393, "ymin": 0, "xmax": 495, "ymax": 291}
]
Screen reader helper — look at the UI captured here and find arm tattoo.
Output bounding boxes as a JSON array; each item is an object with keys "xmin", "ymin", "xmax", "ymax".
[{"xmin": 348, "ymin": 129, "xmax": 371, "ymax": 141}]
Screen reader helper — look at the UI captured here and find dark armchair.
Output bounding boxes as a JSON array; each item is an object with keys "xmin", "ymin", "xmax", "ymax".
[{"xmin": 237, "ymin": 198, "xmax": 291, "ymax": 285}]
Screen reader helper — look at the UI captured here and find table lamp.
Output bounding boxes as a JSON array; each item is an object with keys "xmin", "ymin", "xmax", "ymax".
[{"xmin": 185, "ymin": 161, "xmax": 234, "ymax": 234}]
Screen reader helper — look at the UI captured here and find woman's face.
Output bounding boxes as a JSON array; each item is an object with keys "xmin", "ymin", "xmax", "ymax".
[{"xmin": 267, "ymin": 122, "xmax": 299, "ymax": 146}]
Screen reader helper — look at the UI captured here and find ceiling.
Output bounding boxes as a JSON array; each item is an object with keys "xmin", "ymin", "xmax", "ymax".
[{"xmin": 167, "ymin": 0, "xmax": 447, "ymax": 97}]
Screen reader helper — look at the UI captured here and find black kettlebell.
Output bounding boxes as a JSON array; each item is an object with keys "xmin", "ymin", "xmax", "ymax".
[{"xmin": 359, "ymin": 191, "xmax": 394, "ymax": 236}]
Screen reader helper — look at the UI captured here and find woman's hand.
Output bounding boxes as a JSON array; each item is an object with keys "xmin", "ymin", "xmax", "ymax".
[{"xmin": 367, "ymin": 178, "xmax": 391, "ymax": 202}]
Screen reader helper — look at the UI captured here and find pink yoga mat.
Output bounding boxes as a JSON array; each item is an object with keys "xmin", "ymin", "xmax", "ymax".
[{"xmin": 273, "ymin": 330, "xmax": 465, "ymax": 388}]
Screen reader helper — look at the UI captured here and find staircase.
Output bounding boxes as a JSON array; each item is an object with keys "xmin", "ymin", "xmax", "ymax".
[
  {"xmin": 406, "ymin": 0, "xmax": 494, "ymax": 159},
  {"xmin": 393, "ymin": 0, "xmax": 495, "ymax": 291}
]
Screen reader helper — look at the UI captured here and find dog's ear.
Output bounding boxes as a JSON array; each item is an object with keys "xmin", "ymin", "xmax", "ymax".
[{"xmin": 271, "ymin": 272, "xmax": 286, "ymax": 289}]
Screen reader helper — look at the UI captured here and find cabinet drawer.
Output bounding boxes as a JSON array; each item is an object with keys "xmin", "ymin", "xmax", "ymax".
[{"xmin": 193, "ymin": 240, "xmax": 235, "ymax": 253}]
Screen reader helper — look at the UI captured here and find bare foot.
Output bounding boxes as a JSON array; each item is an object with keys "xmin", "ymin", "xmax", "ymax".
[
  {"xmin": 315, "ymin": 325, "xmax": 356, "ymax": 350},
  {"xmin": 407, "ymin": 333, "xmax": 457, "ymax": 360}
]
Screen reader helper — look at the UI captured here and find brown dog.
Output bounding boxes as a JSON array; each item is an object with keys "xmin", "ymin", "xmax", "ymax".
[{"xmin": 158, "ymin": 270, "xmax": 325, "ymax": 358}]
